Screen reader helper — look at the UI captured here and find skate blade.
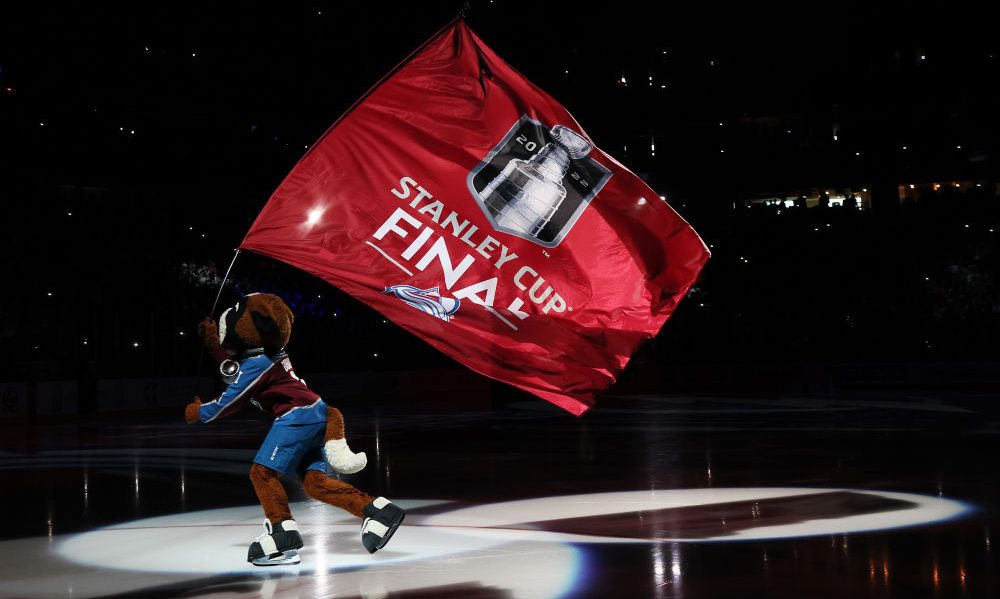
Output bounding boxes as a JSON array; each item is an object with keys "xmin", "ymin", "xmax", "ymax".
[{"xmin": 252, "ymin": 550, "xmax": 300, "ymax": 566}]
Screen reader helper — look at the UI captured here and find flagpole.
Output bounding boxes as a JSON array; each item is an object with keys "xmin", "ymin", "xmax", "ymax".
[
  {"xmin": 210, "ymin": 248, "xmax": 241, "ymax": 318},
  {"xmin": 197, "ymin": 248, "xmax": 241, "ymax": 373}
]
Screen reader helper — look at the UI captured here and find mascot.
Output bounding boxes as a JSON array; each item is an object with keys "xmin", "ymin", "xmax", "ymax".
[{"xmin": 185, "ymin": 292, "xmax": 404, "ymax": 566}]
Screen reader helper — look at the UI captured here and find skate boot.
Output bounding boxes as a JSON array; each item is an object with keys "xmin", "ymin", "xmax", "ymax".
[
  {"xmin": 247, "ymin": 519, "xmax": 304, "ymax": 566},
  {"xmin": 361, "ymin": 497, "xmax": 405, "ymax": 554}
]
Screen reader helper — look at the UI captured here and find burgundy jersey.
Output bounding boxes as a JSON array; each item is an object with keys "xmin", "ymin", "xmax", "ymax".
[{"xmin": 199, "ymin": 351, "xmax": 320, "ymax": 422}]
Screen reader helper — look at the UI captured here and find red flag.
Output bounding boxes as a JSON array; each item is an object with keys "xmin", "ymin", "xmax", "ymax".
[{"xmin": 240, "ymin": 19, "xmax": 710, "ymax": 415}]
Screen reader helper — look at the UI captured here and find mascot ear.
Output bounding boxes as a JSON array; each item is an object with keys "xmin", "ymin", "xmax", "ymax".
[
  {"xmin": 251, "ymin": 310, "xmax": 281, "ymax": 349},
  {"xmin": 240, "ymin": 293, "xmax": 293, "ymax": 352}
]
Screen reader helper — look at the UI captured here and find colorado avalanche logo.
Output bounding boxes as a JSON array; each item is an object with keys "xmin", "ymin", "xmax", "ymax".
[{"xmin": 384, "ymin": 285, "xmax": 460, "ymax": 321}]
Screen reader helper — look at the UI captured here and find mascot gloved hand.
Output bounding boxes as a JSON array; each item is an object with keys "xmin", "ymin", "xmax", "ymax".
[
  {"xmin": 184, "ymin": 397, "xmax": 202, "ymax": 424},
  {"xmin": 197, "ymin": 317, "xmax": 228, "ymax": 364},
  {"xmin": 196, "ymin": 317, "xmax": 218, "ymax": 342},
  {"xmin": 184, "ymin": 292, "xmax": 404, "ymax": 566}
]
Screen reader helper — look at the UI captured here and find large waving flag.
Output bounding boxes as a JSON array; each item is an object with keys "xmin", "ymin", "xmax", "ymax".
[{"xmin": 240, "ymin": 18, "xmax": 710, "ymax": 415}]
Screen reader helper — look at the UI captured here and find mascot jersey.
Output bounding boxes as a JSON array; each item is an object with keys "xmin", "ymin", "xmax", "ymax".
[{"xmin": 198, "ymin": 351, "xmax": 322, "ymax": 423}]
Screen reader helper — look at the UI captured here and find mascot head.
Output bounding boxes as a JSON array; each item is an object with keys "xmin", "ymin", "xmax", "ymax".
[{"xmin": 218, "ymin": 292, "xmax": 294, "ymax": 356}]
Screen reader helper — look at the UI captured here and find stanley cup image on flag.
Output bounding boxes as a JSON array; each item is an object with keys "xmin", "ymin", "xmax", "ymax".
[{"xmin": 240, "ymin": 18, "xmax": 710, "ymax": 415}]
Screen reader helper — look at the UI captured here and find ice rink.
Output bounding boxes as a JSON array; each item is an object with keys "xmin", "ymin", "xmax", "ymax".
[{"xmin": 1, "ymin": 391, "xmax": 996, "ymax": 597}]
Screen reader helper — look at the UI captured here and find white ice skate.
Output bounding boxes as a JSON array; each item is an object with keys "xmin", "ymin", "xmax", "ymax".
[{"xmin": 248, "ymin": 519, "xmax": 303, "ymax": 566}]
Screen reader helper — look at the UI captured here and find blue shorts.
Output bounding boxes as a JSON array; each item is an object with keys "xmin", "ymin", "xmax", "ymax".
[{"xmin": 254, "ymin": 399, "xmax": 329, "ymax": 476}]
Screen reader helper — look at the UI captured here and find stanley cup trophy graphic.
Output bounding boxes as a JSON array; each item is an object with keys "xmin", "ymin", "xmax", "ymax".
[{"xmin": 480, "ymin": 125, "xmax": 594, "ymax": 241}]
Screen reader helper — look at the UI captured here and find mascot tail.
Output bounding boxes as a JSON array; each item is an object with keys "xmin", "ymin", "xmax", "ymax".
[{"xmin": 322, "ymin": 407, "xmax": 368, "ymax": 474}]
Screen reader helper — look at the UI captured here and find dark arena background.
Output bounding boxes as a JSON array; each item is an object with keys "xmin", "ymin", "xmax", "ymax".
[{"xmin": 1, "ymin": 3, "xmax": 999, "ymax": 598}]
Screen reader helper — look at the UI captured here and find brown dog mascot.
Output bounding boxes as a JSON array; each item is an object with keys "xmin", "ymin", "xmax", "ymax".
[{"xmin": 185, "ymin": 292, "xmax": 404, "ymax": 565}]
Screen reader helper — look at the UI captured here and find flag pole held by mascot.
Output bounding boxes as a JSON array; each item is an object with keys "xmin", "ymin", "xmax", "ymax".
[{"xmin": 185, "ymin": 292, "xmax": 405, "ymax": 566}]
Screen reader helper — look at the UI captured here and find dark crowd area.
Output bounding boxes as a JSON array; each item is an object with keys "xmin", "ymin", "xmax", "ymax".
[
  {"xmin": 662, "ymin": 186, "xmax": 1000, "ymax": 366},
  {"xmin": 3, "ymin": 182, "xmax": 996, "ymax": 385},
  {"xmin": 1, "ymin": 3, "xmax": 998, "ymax": 388}
]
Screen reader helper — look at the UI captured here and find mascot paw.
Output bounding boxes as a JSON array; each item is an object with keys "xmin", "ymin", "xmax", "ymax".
[
  {"xmin": 324, "ymin": 438, "xmax": 367, "ymax": 474},
  {"xmin": 185, "ymin": 397, "xmax": 203, "ymax": 424},
  {"xmin": 196, "ymin": 317, "xmax": 217, "ymax": 339},
  {"xmin": 197, "ymin": 317, "xmax": 223, "ymax": 354}
]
